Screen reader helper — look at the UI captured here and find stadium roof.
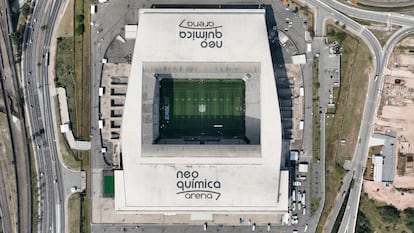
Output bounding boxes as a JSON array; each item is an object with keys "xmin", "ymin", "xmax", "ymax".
[{"xmin": 116, "ymin": 8, "xmax": 288, "ymax": 217}]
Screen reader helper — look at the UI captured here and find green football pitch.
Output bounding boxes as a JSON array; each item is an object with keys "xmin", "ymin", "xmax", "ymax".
[{"xmin": 159, "ymin": 79, "xmax": 245, "ymax": 139}]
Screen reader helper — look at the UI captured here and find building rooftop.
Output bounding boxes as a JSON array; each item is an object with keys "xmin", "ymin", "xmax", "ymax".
[
  {"xmin": 116, "ymin": 8, "xmax": 287, "ymax": 217},
  {"xmin": 372, "ymin": 131, "xmax": 397, "ymax": 183}
]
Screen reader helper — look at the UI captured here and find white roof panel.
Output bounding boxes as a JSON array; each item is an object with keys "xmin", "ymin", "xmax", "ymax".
[{"xmin": 117, "ymin": 8, "xmax": 287, "ymax": 215}]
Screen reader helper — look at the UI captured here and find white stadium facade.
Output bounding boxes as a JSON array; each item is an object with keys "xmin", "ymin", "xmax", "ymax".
[{"xmin": 115, "ymin": 8, "xmax": 289, "ymax": 221}]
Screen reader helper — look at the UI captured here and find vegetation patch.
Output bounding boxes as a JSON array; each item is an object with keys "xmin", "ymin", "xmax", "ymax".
[
  {"xmin": 312, "ymin": 56, "xmax": 321, "ymax": 160},
  {"xmin": 371, "ymin": 26, "xmax": 402, "ymax": 47},
  {"xmin": 397, "ymin": 152, "xmax": 407, "ymax": 176},
  {"xmin": 53, "ymin": 96, "xmax": 81, "ymax": 170},
  {"xmin": 337, "ymin": 0, "xmax": 414, "ymax": 11},
  {"xmin": 55, "ymin": 0, "xmax": 91, "ymax": 231},
  {"xmin": 332, "ymin": 189, "xmax": 351, "ymax": 233},
  {"xmin": 357, "ymin": 192, "xmax": 414, "ymax": 233},
  {"xmin": 68, "ymin": 193, "xmax": 81, "ymax": 233}
]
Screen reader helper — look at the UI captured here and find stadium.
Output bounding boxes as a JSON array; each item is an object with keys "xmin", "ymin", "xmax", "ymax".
[{"xmin": 115, "ymin": 8, "xmax": 289, "ymax": 221}]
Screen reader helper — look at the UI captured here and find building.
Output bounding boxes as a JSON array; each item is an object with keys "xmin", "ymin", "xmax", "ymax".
[
  {"xmin": 371, "ymin": 130, "xmax": 397, "ymax": 183},
  {"xmin": 115, "ymin": 8, "xmax": 288, "ymax": 222}
]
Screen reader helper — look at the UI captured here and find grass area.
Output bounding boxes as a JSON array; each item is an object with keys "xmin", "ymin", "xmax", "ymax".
[
  {"xmin": 82, "ymin": 193, "xmax": 90, "ymax": 233},
  {"xmin": 73, "ymin": 0, "xmax": 91, "ymax": 141},
  {"xmin": 347, "ymin": 18, "xmax": 402, "ymax": 47},
  {"xmin": 349, "ymin": 17, "xmax": 379, "ymax": 26},
  {"xmin": 356, "ymin": 2, "xmax": 414, "ymax": 12},
  {"xmin": 0, "ymin": 114, "xmax": 19, "ymax": 233},
  {"xmin": 371, "ymin": 26, "xmax": 402, "ymax": 47},
  {"xmin": 68, "ymin": 193, "xmax": 81, "ymax": 233},
  {"xmin": 9, "ymin": 2, "xmax": 31, "ymax": 62},
  {"xmin": 56, "ymin": 0, "xmax": 74, "ymax": 37},
  {"xmin": 312, "ymin": 56, "xmax": 321, "ymax": 161},
  {"xmin": 316, "ymin": 23, "xmax": 371, "ymax": 233},
  {"xmin": 80, "ymin": 151, "xmax": 90, "ymax": 233},
  {"xmin": 337, "ymin": 0, "xmax": 414, "ymax": 12},
  {"xmin": 28, "ymin": 135, "xmax": 39, "ymax": 233},
  {"xmin": 311, "ymin": 197, "xmax": 320, "ymax": 216},
  {"xmin": 326, "ymin": 87, "xmax": 340, "ymax": 114},
  {"xmin": 53, "ymin": 96, "xmax": 82, "ymax": 170},
  {"xmin": 55, "ymin": 0, "xmax": 91, "ymax": 141},
  {"xmin": 311, "ymin": 56, "xmax": 321, "ymax": 217},
  {"xmin": 55, "ymin": 0, "xmax": 90, "ymax": 232},
  {"xmin": 357, "ymin": 192, "xmax": 414, "ymax": 233},
  {"xmin": 159, "ymin": 79, "xmax": 245, "ymax": 138},
  {"xmin": 104, "ymin": 175, "xmax": 115, "ymax": 195}
]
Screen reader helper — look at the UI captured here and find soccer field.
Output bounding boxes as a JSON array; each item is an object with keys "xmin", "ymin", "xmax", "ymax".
[{"xmin": 159, "ymin": 79, "xmax": 245, "ymax": 139}]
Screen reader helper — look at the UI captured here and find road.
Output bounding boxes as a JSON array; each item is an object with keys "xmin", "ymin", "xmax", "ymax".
[
  {"xmin": 22, "ymin": 0, "xmax": 66, "ymax": 232},
  {"xmin": 297, "ymin": 0, "xmax": 414, "ymax": 232}
]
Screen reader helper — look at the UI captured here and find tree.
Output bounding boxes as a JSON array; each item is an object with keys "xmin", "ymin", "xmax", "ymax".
[
  {"xmin": 75, "ymin": 24, "xmax": 85, "ymax": 35},
  {"xmin": 76, "ymin": 14, "xmax": 85, "ymax": 23},
  {"xmin": 21, "ymin": 3, "xmax": 31, "ymax": 16}
]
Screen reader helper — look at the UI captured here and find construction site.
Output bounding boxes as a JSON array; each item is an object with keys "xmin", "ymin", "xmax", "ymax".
[{"xmin": 364, "ymin": 35, "xmax": 414, "ymax": 210}]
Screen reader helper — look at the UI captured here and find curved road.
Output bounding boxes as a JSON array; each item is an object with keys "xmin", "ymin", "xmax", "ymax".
[{"xmin": 22, "ymin": 0, "xmax": 65, "ymax": 232}]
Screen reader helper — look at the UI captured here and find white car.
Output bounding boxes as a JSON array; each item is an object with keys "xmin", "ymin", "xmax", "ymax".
[{"xmin": 292, "ymin": 215, "xmax": 299, "ymax": 225}]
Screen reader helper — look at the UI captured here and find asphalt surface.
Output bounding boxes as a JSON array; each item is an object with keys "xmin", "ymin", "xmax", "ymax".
[{"xmin": 22, "ymin": 0, "xmax": 66, "ymax": 232}]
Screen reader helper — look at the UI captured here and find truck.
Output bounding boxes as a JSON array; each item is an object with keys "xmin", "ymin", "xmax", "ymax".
[
  {"xmin": 90, "ymin": 4, "xmax": 97, "ymax": 14},
  {"xmin": 292, "ymin": 190, "xmax": 296, "ymax": 202},
  {"xmin": 299, "ymin": 120, "xmax": 304, "ymax": 130},
  {"xmin": 301, "ymin": 192, "xmax": 306, "ymax": 205},
  {"xmin": 99, "ymin": 87, "xmax": 105, "ymax": 97}
]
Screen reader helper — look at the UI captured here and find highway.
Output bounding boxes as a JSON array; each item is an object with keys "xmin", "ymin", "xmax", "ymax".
[{"xmin": 22, "ymin": 0, "xmax": 65, "ymax": 232}]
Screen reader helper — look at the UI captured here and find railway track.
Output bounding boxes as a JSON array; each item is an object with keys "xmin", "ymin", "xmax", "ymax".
[{"xmin": 0, "ymin": 0, "xmax": 32, "ymax": 232}]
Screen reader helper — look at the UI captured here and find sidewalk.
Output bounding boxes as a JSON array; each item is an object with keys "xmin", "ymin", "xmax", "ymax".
[{"xmin": 54, "ymin": 87, "xmax": 91, "ymax": 150}]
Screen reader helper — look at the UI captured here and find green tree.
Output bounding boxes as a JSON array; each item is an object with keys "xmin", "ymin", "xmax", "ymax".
[
  {"xmin": 75, "ymin": 24, "xmax": 85, "ymax": 35},
  {"xmin": 76, "ymin": 14, "xmax": 84, "ymax": 23},
  {"xmin": 355, "ymin": 211, "xmax": 373, "ymax": 233},
  {"xmin": 21, "ymin": 3, "xmax": 30, "ymax": 16}
]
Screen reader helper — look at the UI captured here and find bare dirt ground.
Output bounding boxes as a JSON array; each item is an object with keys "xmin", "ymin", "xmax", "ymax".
[
  {"xmin": 55, "ymin": 0, "xmax": 74, "ymax": 38},
  {"xmin": 284, "ymin": 64, "xmax": 304, "ymax": 150},
  {"xmin": 365, "ymin": 36, "xmax": 414, "ymax": 209},
  {"xmin": 0, "ymin": 113, "xmax": 18, "ymax": 233},
  {"xmin": 363, "ymin": 180, "xmax": 414, "ymax": 210}
]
